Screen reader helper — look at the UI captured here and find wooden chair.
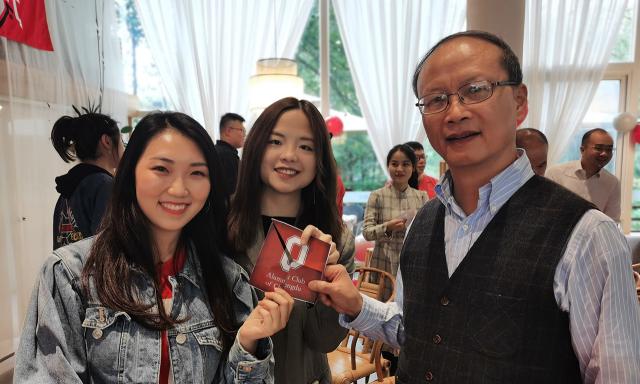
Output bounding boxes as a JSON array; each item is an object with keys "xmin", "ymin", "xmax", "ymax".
[
  {"xmin": 372, "ymin": 340, "xmax": 396, "ymax": 383},
  {"xmin": 329, "ymin": 267, "xmax": 396, "ymax": 383},
  {"xmin": 364, "ymin": 247, "xmax": 374, "ymax": 267}
]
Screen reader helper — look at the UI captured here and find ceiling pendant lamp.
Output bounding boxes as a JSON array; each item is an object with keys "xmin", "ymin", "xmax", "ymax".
[{"xmin": 249, "ymin": 58, "xmax": 304, "ymax": 114}]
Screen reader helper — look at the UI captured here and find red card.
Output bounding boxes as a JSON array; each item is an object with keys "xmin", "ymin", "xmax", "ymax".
[{"xmin": 249, "ymin": 219, "xmax": 330, "ymax": 303}]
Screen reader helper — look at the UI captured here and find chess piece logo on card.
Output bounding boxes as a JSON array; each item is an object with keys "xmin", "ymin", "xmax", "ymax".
[
  {"xmin": 250, "ymin": 219, "xmax": 330, "ymax": 303},
  {"xmin": 279, "ymin": 236, "xmax": 308, "ymax": 272}
]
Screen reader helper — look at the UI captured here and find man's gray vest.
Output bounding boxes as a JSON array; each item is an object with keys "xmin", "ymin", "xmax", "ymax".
[{"xmin": 397, "ymin": 175, "xmax": 594, "ymax": 383}]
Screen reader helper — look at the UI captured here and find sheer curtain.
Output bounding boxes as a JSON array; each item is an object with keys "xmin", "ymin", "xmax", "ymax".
[
  {"xmin": 332, "ymin": 0, "xmax": 465, "ymax": 172},
  {"xmin": 0, "ymin": 0, "xmax": 126, "ymax": 371},
  {"xmin": 135, "ymin": 0, "xmax": 313, "ymax": 138},
  {"xmin": 522, "ymin": 0, "xmax": 628, "ymax": 164}
]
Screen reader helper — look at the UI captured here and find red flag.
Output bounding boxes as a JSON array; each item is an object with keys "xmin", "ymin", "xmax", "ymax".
[{"xmin": 0, "ymin": 0, "xmax": 53, "ymax": 51}]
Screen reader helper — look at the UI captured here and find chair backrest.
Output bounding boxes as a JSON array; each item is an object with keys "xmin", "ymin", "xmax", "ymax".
[
  {"xmin": 329, "ymin": 267, "xmax": 397, "ymax": 383},
  {"xmin": 372, "ymin": 340, "xmax": 395, "ymax": 383},
  {"xmin": 353, "ymin": 266, "xmax": 396, "ymax": 303}
]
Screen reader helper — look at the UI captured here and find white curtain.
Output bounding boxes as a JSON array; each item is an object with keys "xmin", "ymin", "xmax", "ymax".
[
  {"xmin": 135, "ymin": 0, "xmax": 313, "ymax": 138},
  {"xmin": 522, "ymin": 0, "xmax": 628, "ymax": 164},
  {"xmin": 332, "ymin": 0, "xmax": 466, "ymax": 173},
  {"xmin": 0, "ymin": 0, "xmax": 126, "ymax": 369}
]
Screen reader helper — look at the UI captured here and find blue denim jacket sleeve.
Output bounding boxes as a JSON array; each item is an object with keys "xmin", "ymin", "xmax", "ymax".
[
  {"xmin": 14, "ymin": 254, "xmax": 88, "ymax": 383},
  {"xmin": 224, "ymin": 260, "xmax": 275, "ymax": 383}
]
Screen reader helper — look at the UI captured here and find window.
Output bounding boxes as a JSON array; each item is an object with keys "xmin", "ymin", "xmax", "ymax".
[
  {"xmin": 115, "ymin": 0, "xmax": 168, "ymax": 110},
  {"xmin": 610, "ymin": 0, "xmax": 638, "ymax": 63},
  {"xmin": 296, "ymin": 1, "xmax": 384, "ymax": 191}
]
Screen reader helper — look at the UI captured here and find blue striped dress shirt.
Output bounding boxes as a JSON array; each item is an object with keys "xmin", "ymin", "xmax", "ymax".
[{"xmin": 342, "ymin": 151, "xmax": 640, "ymax": 383}]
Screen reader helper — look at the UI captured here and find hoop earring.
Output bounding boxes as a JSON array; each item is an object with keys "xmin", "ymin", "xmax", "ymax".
[{"xmin": 204, "ymin": 200, "xmax": 211, "ymax": 212}]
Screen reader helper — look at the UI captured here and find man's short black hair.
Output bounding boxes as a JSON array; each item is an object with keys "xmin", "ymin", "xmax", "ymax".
[
  {"xmin": 404, "ymin": 141, "xmax": 424, "ymax": 151},
  {"xmin": 219, "ymin": 112, "xmax": 245, "ymax": 133},
  {"xmin": 581, "ymin": 128, "xmax": 610, "ymax": 146},
  {"xmin": 412, "ymin": 30, "xmax": 523, "ymax": 98},
  {"xmin": 516, "ymin": 128, "xmax": 548, "ymax": 146}
]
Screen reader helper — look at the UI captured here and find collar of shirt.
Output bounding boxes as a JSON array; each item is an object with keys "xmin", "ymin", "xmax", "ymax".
[
  {"xmin": 386, "ymin": 183, "xmax": 409, "ymax": 198},
  {"xmin": 434, "ymin": 149, "xmax": 535, "ymax": 220},
  {"xmin": 565, "ymin": 160, "xmax": 600, "ymax": 180}
]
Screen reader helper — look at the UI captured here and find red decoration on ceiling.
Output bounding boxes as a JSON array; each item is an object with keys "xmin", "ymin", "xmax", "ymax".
[
  {"xmin": 0, "ymin": 0, "xmax": 53, "ymax": 51},
  {"xmin": 325, "ymin": 116, "xmax": 344, "ymax": 137}
]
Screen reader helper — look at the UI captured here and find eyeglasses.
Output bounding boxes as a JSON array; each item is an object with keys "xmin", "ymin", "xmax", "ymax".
[
  {"xmin": 228, "ymin": 127, "xmax": 246, "ymax": 134},
  {"xmin": 415, "ymin": 80, "xmax": 520, "ymax": 115},
  {"xmin": 590, "ymin": 145, "xmax": 615, "ymax": 153}
]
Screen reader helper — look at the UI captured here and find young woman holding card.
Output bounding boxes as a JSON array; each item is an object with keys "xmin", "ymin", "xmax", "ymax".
[
  {"xmin": 15, "ymin": 112, "xmax": 293, "ymax": 383},
  {"xmin": 229, "ymin": 97, "xmax": 355, "ymax": 384}
]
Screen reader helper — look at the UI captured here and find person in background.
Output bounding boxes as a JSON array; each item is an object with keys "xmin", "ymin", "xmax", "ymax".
[
  {"xmin": 16, "ymin": 111, "xmax": 293, "ymax": 383},
  {"xmin": 51, "ymin": 109, "xmax": 124, "ymax": 249},
  {"xmin": 363, "ymin": 143, "xmax": 428, "ymax": 374},
  {"xmin": 404, "ymin": 141, "xmax": 438, "ymax": 198},
  {"xmin": 516, "ymin": 127, "xmax": 548, "ymax": 176},
  {"xmin": 364, "ymin": 144, "xmax": 428, "ymax": 287},
  {"xmin": 215, "ymin": 112, "xmax": 246, "ymax": 195},
  {"xmin": 310, "ymin": 31, "xmax": 640, "ymax": 383},
  {"xmin": 546, "ymin": 128, "xmax": 621, "ymax": 222},
  {"xmin": 228, "ymin": 97, "xmax": 355, "ymax": 384}
]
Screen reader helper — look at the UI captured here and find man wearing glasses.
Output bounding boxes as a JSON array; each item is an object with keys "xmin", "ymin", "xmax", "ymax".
[
  {"xmin": 546, "ymin": 128, "xmax": 621, "ymax": 222},
  {"xmin": 310, "ymin": 31, "xmax": 639, "ymax": 383},
  {"xmin": 215, "ymin": 112, "xmax": 246, "ymax": 195}
]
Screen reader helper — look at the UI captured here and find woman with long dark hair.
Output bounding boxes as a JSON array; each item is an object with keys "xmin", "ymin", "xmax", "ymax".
[
  {"xmin": 16, "ymin": 112, "xmax": 293, "ymax": 383},
  {"xmin": 228, "ymin": 97, "xmax": 355, "ymax": 384},
  {"xmin": 50, "ymin": 109, "xmax": 124, "ymax": 249},
  {"xmin": 364, "ymin": 144, "xmax": 428, "ymax": 292}
]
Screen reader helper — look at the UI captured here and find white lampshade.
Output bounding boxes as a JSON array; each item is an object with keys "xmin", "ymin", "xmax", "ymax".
[{"xmin": 249, "ymin": 58, "xmax": 304, "ymax": 114}]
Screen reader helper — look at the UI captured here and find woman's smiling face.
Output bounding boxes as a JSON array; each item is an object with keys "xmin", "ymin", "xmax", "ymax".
[
  {"xmin": 135, "ymin": 128, "xmax": 210, "ymax": 241},
  {"xmin": 260, "ymin": 109, "xmax": 317, "ymax": 199}
]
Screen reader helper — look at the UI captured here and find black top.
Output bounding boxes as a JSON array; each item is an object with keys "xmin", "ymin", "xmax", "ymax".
[
  {"xmin": 261, "ymin": 215, "xmax": 297, "ymax": 237},
  {"xmin": 215, "ymin": 140, "xmax": 239, "ymax": 196},
  {"xmin": 53, "ymin": 164, "xmax": 113, "ymax": 249}
]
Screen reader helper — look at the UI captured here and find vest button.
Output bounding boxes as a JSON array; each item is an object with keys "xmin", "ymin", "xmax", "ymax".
[
  {"xmin": 425, "ymin": 371, "xmax": 434, "ymax": 381},
  {"xmin": 440, "ymin": 296, "xmax": 450, "ymax": 306},
  {"xmin": 176, "ymin": 333, "xmax": 187, "ymax": 344},
  {"xmin": 432, "ymin": 334, "xmax": 442, "ymax": 344}
]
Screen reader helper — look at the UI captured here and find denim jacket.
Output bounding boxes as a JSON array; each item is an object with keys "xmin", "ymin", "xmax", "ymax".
[{"xmin": 14, "ymin": 238, "xmax": 274, "ymax": 383}]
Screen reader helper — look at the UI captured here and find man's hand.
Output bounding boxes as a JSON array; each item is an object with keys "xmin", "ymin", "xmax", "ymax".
[{"xmin": 308, "ymin": 264, "xmax": 363, "ymax": 318}]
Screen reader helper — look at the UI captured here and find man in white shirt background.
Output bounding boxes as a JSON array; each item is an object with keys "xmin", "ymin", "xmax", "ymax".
[{"xmin": 546, "ymin": 128, "xmax": 621, "ymax": 222}]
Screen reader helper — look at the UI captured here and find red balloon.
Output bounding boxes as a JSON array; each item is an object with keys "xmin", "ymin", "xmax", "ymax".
[
  {"xmin": 325, "ymin": 116, "xmax": 344, "ymax": 137},
  {"xmin": 632, "ymin": 124, "xmax": 640, "ymax": 144}
]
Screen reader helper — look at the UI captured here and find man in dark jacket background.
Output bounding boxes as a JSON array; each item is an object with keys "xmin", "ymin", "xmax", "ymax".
[{"xmin": 215, "ymin": 112, "xmax": 245, "ymax": 195}]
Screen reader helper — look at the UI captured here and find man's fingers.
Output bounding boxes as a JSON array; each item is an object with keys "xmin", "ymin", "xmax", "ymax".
[
  {"xmin": 323, "ymin": 264, "xmax": 348, "ymax": 281},
  {"xmin": 309, "ymin": 279, "xmax": 336, "ymax": 294}
]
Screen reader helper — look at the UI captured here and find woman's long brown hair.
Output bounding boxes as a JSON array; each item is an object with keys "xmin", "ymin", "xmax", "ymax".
[
  {"xmin": 228, "ymin": 97, "xmax": 342, "ymax": 251},
  {"xmin": 81, "ymin": 112, "xmax": 237, "ymax": 353}
]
